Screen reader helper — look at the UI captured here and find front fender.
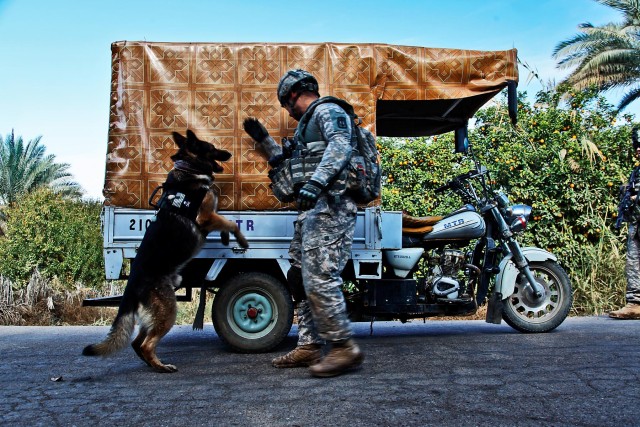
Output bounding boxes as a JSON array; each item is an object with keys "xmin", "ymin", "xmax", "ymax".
[{"xmin": 495, "ymin": 247, "xmax": 557, "ymax": 299}]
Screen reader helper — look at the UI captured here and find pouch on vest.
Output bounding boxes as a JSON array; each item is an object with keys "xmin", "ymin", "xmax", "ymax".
[
  {"xmin": 290, "ymin": 155, "xmax": 323, "ymax": 186},
  {"xmin": 346, "ymin": 153, "xmax": 367, "ymax": 194},
  {"xmin": 268, "ymin": 159, "xmax": 296, "ymax": 203}
]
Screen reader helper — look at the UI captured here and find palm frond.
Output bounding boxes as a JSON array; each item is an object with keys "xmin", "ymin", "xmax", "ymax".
[
  {"xmin": 618, "ymin": 84, "xmax": 640, "ymax": 109},
  {"xmin": 554, "ymin": 0, "xmax": 640, "ymax": 109},
  {"xmin": 0, "ymin": 131, "xmax": 83, "ymax": 204}
]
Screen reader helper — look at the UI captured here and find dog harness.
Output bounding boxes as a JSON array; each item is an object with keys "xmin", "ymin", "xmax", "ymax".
[{"xmin": 150, "ymin": 162, "xmax": 213, "ymax": 222}]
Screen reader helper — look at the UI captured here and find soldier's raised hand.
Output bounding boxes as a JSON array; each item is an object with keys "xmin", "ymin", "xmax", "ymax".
[
  {"xmin": 243, "ymin": 117, "xmax": 283, "ymax": 160},
  {"xmin": 243, "ymin": 118, "xmax": 270, "ymax": 143}
]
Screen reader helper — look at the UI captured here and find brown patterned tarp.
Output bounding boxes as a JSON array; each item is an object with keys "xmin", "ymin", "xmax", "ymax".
[{"xmin": 104, "ymin": 41, "xmax": 518, "ymax": 210}]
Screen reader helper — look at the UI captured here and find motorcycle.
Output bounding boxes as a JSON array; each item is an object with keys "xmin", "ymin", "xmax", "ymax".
[{"xmin": 347, "ymin": 156, "xmax": 573, "ymax": 333}]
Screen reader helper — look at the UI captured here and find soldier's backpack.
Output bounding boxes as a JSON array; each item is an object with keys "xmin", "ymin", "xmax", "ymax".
[
  {"xmin": 300, "ymin": 96, "xmax": 381, "ymax": 204},
  {"xmin": 347, "ymin": 118, "xmax": 381, "ymax": 204}
]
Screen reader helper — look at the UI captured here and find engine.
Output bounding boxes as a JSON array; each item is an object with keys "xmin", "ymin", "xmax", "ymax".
[{"xmin": 426, "ymin": 249, "xmax": 467, "ymax": 300}]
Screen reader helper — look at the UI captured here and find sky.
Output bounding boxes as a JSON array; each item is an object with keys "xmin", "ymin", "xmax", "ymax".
[{"xmin": 0, "ymin": 0, "xmax": 636, "ymax": 200}]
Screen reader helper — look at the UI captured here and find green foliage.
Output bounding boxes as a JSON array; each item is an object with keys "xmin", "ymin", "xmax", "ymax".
[
  {"xmin": 0, "ymin": 188, "xmax": 104, "ymax": 290},
  {"xmin": 380, "ymin": 86, "xmax": 637, "ymax": 314}
]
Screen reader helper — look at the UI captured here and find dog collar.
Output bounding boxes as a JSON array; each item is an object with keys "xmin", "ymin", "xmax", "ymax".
[{"xmin": 173, "ymin": 160, "xmax": 214, "ymax": 177}]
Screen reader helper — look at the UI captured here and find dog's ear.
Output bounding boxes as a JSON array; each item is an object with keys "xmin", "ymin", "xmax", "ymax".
[
  {"xmin": 186, "ymin": 129, "xmax": 197, "ymax": 142},
  {"xmin": 172, "ymin": 131, "xmax": 186, "ymax": 147}
]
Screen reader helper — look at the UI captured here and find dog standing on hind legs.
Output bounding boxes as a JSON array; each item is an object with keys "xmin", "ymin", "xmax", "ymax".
[{"xmin": 83, "ymin": 130, "xmax": 249, "ymax": 373}]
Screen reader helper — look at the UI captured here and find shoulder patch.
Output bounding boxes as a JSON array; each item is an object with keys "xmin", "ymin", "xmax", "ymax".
[{"xmin": 328, "ymin": 108, "xmax": 350, "ymax": 131}]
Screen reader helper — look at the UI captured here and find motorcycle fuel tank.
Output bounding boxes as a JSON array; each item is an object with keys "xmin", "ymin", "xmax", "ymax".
[{"xmin": 423, "ymin": 211, "xmax": 485, "ymax": 242}]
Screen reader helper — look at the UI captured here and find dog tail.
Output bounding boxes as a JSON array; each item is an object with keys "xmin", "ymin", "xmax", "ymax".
[{"xmin": 82, "ymin": 311, "xmax": 135, "ymax": 356}]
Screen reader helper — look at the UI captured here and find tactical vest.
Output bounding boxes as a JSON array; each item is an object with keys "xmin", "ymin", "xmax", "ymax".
[
  {"xmin": 289, "ymin": 97, "xmax": 352, "ymax": 197},
  {"xmin": 150, "ymin": 173, "xmax": 210, "ymax": 223}
]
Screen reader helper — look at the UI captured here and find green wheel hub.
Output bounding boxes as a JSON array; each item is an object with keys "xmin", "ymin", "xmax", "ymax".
[{"xmin": 231, "ymin": 292, "xmax": 274, "ymax": 334}]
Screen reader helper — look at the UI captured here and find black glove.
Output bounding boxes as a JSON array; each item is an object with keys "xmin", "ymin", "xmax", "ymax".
[
  {"xmin": 268, "ymin": 154, "xmax": 285, "ymax": 167},
  {"xmin": 243, "ymin": 117, "xmax": 269, "ymax": 143},
  {"xmin": 297, "ymin": 180, "xmax": 323, "ymax": 210}
]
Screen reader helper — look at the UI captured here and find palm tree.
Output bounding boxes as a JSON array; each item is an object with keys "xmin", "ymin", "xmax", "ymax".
[
  {"xmin": 0, "ymin": 130, "xmax": 82, "ymax": 205},
  {"xmin": 553, "ymin": 0, "xmax": 640, "ymax": 111}
]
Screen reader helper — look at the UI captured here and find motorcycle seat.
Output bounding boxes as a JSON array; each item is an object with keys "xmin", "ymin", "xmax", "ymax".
[{"xmin": 401, "ymin": 212, "xmax": 444, "ymax": 235}]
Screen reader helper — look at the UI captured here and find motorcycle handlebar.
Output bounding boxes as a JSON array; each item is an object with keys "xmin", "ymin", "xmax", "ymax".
[
  {"xmin": 434, "ymin": 182, "xmax": 450, "ymax": 193},
  {"xmin": 434, "ymin": 169, "xmax": 478, "ymax": 193}
]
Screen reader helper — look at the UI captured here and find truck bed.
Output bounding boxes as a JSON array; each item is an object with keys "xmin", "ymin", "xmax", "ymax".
[{"xmin": 102, "ymin": 206, "xmax": 402, "ymax": 281}]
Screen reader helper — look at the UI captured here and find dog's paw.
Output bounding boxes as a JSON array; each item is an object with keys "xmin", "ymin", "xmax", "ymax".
[
  {"xmin": 237, "ymin": 235, "xmax": 250, "ymax": 249},
  {"xmin": 154, "ymin": 363, "xmax": 178, "ymax": 373}
]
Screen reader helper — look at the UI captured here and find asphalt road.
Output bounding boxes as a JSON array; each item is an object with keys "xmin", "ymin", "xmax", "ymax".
[{"xmin": 1, "ymin": 316, "xmax": 639, "ymax": 427}]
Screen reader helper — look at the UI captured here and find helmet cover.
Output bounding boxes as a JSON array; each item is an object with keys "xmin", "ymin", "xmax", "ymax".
[{"xmin": 277, "ymin": 69, "xmax": 319, "ymax": 106}]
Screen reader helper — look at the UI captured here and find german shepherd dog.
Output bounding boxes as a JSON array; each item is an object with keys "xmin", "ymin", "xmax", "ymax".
[{"xmin": 83, "ymin": 130, "xmax": 249, "ymax": 373}]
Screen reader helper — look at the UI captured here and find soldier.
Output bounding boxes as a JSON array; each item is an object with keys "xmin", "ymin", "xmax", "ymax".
[
  {"xmin": 611, "ymin": 127, "xmax": 640, "ymax": 319},
  {"xmin": 243, "ymin": 69, "xmax": 363, "ymax": 377}
]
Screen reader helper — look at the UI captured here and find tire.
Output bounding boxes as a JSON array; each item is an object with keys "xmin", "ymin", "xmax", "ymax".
[
  {"xmin": 212, "ymin": 272, "xmax": 293, "ymax": 353},
  {"xmin": 502, "ymin": 261, "xmax": 572, "ymax": 333}
]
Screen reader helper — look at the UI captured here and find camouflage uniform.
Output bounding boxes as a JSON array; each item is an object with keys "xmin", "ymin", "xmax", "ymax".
[
  {"xmin": 625, "ymin": 223, "xmax": 640, "ymax": 304},
  {"xmin": 623, "ymin": 166, "xmax": 640, "ymax": 304},
  {"xmin": 289, "ymin": 100, "xmax": 357, "ymax": 345}
]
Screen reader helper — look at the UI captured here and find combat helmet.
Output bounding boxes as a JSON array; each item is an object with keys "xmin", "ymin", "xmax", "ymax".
[{"xmin": 277, "ymin": 69, "xmax": 319, "ymax": 107}]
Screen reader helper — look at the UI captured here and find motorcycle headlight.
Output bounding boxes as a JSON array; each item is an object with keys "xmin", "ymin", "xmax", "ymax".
[
  {"xmin": 506, "ymin": 204, "xmax": 532, "ymax": 221},
  {"xmin": 506, "ymin": 204, "xmax": 532, "ymax": 233},
  {"xmin": 510, "ymin": 215, "xmax": 527, "ymax": 233}
]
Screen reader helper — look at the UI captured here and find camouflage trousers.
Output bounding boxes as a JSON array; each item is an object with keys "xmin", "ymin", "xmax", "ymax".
[
  {"xmin": 625, "ymin": 224, "xmax": 640, "ymax": 304},
  {"xmin": 289, "ymin": 194, "xmax": 357, "ymax": 345}
]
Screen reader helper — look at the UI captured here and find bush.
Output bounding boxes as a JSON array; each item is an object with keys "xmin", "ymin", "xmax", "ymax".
[
  {"xmin": 0, "ymin": 188, "xmax": 104, "ymax": 291},
  {"xmin": 380, "ymin": 86, "xmax": 637, "ymax": 314}
]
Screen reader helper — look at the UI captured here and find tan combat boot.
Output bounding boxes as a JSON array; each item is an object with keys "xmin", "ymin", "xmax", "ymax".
[
  {"xmin": 272, "ymin": 344, "xmax": 322, "ymax": 368},
  {"xmin": 609, "ymin": 303, "xmax": 640, "ymax": 319},
  {"xmin": 308, "ymin": 339, "xmax": 364, "ymax": 378}
]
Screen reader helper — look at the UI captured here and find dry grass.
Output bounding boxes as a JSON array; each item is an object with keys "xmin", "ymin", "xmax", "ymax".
[
  {"xmin": 0, "ymin": 272, "xmax": 213, "ymax": 326},
  {"xmin": 0, "ymin": 271, "xmax": 118, "ymax": 326},
  {"xmin": 568, "ymin": 232, "xmax": 627, "ymax": 315},
  {"xmin": 175, "ymin": 289, "xmax": 214, "ymax": 325}
]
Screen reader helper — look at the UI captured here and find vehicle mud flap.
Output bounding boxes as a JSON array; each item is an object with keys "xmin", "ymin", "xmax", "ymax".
[
  {"xmin": 485, "ymin": 291, "xmax": 503, "ymax": 325},
  {"xmin": 192, "ymin": 286, "xmax": 208, "ymax": 330}
]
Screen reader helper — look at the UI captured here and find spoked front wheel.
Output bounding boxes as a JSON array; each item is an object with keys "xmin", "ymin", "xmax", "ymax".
[{"xmin": 502, "ymin": 261, "xmax": 572, "ymax": 333}]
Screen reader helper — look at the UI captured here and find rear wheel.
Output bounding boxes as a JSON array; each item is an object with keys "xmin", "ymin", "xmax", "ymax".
[
  {"xmin": 212, "ymin": 272, "xmax": 293, "ymax": 352},
  {"xmin": 502, "ymin": 261, "xmax": 572, "ymax": 333}
]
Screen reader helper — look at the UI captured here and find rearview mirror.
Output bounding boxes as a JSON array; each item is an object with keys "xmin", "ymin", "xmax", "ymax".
[{"xmin": 455, "ymin": 126, "xmax": 469, "ymax": 153}]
